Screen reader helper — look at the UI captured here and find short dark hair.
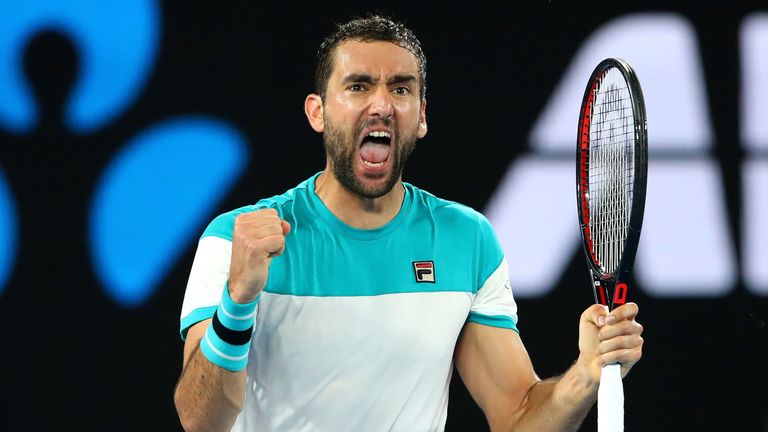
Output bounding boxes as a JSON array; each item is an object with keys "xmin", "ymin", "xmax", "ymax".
[{"xmin": 314, "ymin": 15, "xmax": 427, "ymax": 101}]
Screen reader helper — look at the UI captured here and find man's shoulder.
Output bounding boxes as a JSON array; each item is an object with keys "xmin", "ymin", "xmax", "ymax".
[
  {"xmin": 406, "ymin": 183, "xmax": 503, "ymax": 277},
  {"xmin": 407, "ymin": 182, "xmax": 491, "ymax": 229},
  {"xmin": 200, "ymin": 176, "xmax": 313, "ymax": 241}
]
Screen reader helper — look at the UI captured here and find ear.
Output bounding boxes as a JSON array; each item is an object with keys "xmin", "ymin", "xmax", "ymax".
[
  {"xmin": 305, "ymin": 94, "xmax": 324, "ymax": 133},
  {"xmin": 417, "ymin": 99, "xmax": 428, "ymax": 139}
]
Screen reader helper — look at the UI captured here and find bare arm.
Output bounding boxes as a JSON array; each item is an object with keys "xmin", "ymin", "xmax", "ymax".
[
  {"xmin": 454, "ymin": 303, "xmax": 643, "ymax": 432},
  {"xmin": 174, "ymin": 209, "xmax": 291, "ymax": 431},
  {"xmin": 174, "ymin": 319, "xmax": 247, "ymax": 432}
]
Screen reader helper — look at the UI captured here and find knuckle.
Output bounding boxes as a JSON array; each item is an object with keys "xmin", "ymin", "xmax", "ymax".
[
  {"xmin": 233, "ymin": 228, "xmax": 249, "ymax": 244},
  {"xmin": 234, "ymin": 215, "xmax": 245, "ymax": 231},
  {"xmin": 259, "ymin": 208, "xmax": 278, "ymax": 217},
  {"xmin": 236, "ymin": 212, "xmax": 255, "ymax": 224},
  {"xmin": 597, "ymin": 342, "xmax": 608, "ymax": 355},
  {"xmin": 585, "ymin": 304, "xmax": 602, "ymax": 316},
  {"xmin": 619, "ymin": 336, "xmax": 633, "ymax": 349},
  {"xmin": 266, "ymin": 234, "xmax": 285, "ymax": 247}
]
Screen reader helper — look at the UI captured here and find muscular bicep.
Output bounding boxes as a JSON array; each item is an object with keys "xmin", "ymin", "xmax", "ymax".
[
  {"xmin": 182, "ymin": 319, "xmax": 211, "ymax": 369},
  {"xmin": 454, "ymin": 322, "xmax": 539, "ymax": 431}
]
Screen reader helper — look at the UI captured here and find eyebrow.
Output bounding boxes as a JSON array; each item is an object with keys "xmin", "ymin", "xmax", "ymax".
[{"xmin": 341, "ymin": 73, "xmax": 418, "ymax": 86}]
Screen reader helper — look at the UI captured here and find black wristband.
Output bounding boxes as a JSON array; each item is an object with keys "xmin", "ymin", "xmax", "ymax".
[{"xmin": 211, "ymin": 310, "xmax": 253, "ymax": 345}]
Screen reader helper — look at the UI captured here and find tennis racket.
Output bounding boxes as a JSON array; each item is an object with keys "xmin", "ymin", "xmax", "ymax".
[{"xmin": 576, "ymin": 58, "xmax": 647, "ymax": 432}]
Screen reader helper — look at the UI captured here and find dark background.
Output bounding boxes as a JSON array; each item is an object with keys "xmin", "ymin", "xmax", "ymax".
[{"xmin": 0, "ymin": 1, "xmax": 766, "ymax": 430}]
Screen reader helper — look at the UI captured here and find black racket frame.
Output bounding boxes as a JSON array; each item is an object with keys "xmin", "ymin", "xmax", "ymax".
[{"xmin": 576, "ymin": 58, "xmax": 648, "ymax": 311}]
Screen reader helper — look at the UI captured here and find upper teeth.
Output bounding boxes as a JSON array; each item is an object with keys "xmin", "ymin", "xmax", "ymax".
[{"xmin": 367, "ymin": 131, "xmax": 390, "ymax": 138}]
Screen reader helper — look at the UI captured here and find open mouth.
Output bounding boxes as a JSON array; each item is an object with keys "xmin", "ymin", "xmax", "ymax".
[{"xmin": 359, "ymin": 130, "xmax": 392, "ymax": 169}]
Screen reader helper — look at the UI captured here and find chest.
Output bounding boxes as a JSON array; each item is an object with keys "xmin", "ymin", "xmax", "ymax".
[
  {"xmin": 265, "ymin": 220, "xmax": 479, "ymax": 298},
  {"xmin": 252, "ymin": 213, "xmax": 481, "ymax": 370}
]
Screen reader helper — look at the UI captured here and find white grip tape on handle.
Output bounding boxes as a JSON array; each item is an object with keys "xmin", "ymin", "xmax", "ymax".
[{"xmin": 597, "ymin": 363, "xmax": 624, "ymax": 432}]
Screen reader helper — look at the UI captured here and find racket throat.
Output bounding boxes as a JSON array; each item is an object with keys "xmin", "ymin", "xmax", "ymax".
[{"xmin": 593, "ymin": 277, "xmax": 628, "ymax": 310}]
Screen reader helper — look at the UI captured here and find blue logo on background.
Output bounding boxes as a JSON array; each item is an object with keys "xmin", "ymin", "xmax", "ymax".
[
  {"xmin": 0, "ymin": 0, "xmax": 250, "ymax": 307},
  {"xmin": 0, "ymin": 0, "xmax": 159, "ymax": 133},
  {"xmin": 90, "ymin": 119, "xmax": 247, "ymax": 307},
  {"xmin": 0, "ymin": 169, "xmax": 18, "ymax": 295}
]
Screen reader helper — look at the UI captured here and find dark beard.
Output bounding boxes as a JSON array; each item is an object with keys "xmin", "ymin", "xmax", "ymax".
[{"xmin": 323, "ymin": 118, "xmax": 416, "ymax": 199}]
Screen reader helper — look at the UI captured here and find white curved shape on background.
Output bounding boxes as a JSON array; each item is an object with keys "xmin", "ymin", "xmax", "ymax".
[
  {"xmin": 741, "ymin": 13, "xmax": 768, "ymax": 152},
  {"xmin": 529, "ymin": 13, "xmax": 712, "ymax": 152},
  {"xmin": 487, "ymin": 13, "xmax": 739, "ymax": 298},
  {"xmin": 485, "ymin": 158, "xmax": 578, "ymax": 297},
  {"xmin": 743, "ymin": 161, "xmax": 768, "ymax": 294},
  {"xmin": 740, "ymin": 13, "xmax": 768, "ymax": 294},
  {"xmin": 635, "ymin": 160, "xmax": 736, "ymax": 295}
]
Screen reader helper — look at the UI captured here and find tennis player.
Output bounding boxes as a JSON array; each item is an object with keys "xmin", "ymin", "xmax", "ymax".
[{"xmin": 174, "ymin": 15, "xmax": 644, "ymax": 432}]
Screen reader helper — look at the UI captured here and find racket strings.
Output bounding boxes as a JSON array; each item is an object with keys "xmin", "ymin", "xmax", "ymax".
[{"xmin": 586, "ymin": 68, "xmax": 635, "ymax": 275}]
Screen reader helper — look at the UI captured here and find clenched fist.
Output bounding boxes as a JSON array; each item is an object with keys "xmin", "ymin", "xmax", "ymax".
[{"xmin": 228, "ymin": 208, "xmax": 291, "ymax": 303}]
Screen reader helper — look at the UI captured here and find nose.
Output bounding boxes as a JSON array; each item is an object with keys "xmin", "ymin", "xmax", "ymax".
[{"xmin": 368, "ymin": 85, "xmax": 394, "ymax": 118}]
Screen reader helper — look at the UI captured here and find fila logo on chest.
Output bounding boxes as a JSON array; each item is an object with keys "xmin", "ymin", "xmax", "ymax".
[{"xmin": 413, "ymin": 261, "xmax": 435, "ymax": 283}]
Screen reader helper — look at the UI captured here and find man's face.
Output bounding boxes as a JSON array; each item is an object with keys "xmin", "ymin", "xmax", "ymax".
[{"xmin": 320, "ymin": 40, "xmax": 427, "ymax": 199}]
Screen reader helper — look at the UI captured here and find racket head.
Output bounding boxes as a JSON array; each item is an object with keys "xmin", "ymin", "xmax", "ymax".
[{"xmin": 576, "ymin": 58, "xmax": 648, "ymax": 310}]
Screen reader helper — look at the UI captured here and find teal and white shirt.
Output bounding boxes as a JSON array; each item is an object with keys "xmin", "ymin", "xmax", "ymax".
[{"xmin": 179, "ymin": 173, "xmax": 518, "ymax": 432}]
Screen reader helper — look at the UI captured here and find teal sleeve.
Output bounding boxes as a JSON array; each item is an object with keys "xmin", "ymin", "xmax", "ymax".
[
  {"xmin": 475, "ymin": 212, "xmax": 505, "ymax": 290},
  {"xmin": 180, "ymin": 306, "xmax": 217, "ymax": 340},
  {"xmin": 467, "ymin": 312, "xmax": 519, "ymax": 333}
]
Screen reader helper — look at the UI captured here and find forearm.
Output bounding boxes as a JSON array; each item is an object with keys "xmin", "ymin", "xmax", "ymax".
[
  {"xmin": 174, "ymin": 345, "xmax": 247, "ymax": 432},
  {"xmin": 508, "ymin": 362, "xmax": 597, "ymax": 432}
]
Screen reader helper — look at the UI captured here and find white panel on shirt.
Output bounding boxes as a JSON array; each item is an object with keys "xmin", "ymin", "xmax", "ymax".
[
  {"xmin": 238, "ymin": 291, "xmax": 473, "ymax": 432},
  {"xmin": 471, "ymin": 258, "xmax": 518, "ymax": 323},
  {"xmin": 180, "ymin": 236, "xmax": 233, "ymax": 321}
]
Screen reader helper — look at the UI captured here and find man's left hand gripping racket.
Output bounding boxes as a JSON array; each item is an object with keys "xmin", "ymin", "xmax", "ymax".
[{"xmin": 576, "ymin": 58, "xmax": 648, "ymax": 432}]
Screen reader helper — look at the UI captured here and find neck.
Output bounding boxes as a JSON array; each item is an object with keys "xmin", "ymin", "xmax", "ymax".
[{"xmin": 314, "ymin": 168, "xmax": 405, "ymax": 230}]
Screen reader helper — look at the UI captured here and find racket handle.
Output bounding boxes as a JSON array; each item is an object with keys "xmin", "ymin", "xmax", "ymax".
[{"xmin": 597, "ymin": 363, "xmax": 624, "ymax": 432}]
